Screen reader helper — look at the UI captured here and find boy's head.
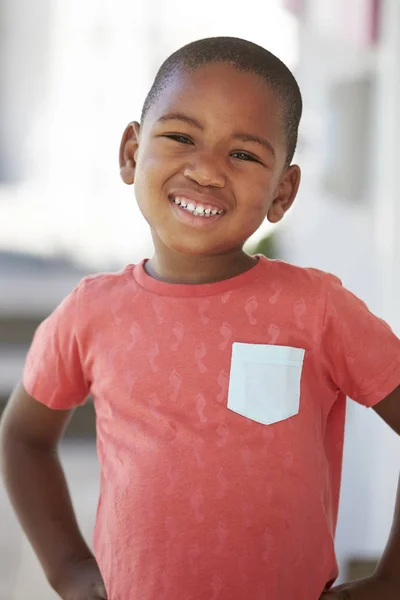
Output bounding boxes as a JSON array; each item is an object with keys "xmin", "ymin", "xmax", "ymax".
[
  {"xmin": 120, "ymin": 37, "xmax": 303, "ymax": 257},
  {"xmin": 142, "ymin": 37, "xmax": 302, "ymax": 167}
]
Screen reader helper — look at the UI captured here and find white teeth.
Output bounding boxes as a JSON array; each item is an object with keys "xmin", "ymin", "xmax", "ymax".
[{"xmin": 172, "ymin": 196, "xmax": 223, "ymax": 217}]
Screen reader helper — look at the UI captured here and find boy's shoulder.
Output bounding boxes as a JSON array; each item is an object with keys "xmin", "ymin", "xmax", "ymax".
[
  {"xmin": 75, "ymin": 263, "xmax": 137, "ymax": 301},
  {"xmin": 260, "ymin": 257, "xmax": 341, "ymax": 292}
]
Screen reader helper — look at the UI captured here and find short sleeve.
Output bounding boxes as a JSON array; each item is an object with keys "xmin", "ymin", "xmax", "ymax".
[
  {"xmin": 320, "ymin": 275, "xmax": 400, "ymax": 407},
  {"xmin": 23, "ymin": 281, "xmax": 90, "ymax": 410}
]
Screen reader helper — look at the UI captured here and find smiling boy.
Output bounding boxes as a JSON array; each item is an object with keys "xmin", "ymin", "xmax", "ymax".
[{"xmin": 1, "ymin": 37, "xmax": 400, "ymax": 600}]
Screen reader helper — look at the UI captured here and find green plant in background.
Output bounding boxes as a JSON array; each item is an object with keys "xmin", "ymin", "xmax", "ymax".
[{"xmin": 246, "ymin": 230, "xmax": 280, "ymax": 259}]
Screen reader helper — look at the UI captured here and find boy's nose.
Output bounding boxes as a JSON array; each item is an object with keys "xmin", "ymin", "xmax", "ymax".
[{"xmin": 183, "ymin": 155, "xmax": 225, "ymax": 188}]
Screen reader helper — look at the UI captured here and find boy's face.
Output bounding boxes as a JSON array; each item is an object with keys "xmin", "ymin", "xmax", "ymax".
[{"xmin": 120, "ymin": 63, "xmax": 300, "ymax": 256}]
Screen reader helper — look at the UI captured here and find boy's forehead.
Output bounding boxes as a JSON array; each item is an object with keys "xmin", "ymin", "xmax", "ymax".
[{"xmin": 146, "ymin": 63, "xmax": 284, "ymax": 133}]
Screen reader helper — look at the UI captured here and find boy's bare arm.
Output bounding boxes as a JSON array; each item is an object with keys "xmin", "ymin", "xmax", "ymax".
[{"xmin": 0, "ymin": 384, "xmax": 106, "ymax": 598}]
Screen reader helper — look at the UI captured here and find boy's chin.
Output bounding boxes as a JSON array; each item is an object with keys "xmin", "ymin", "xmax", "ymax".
[{"xmin": 163, "ymin": 237, "xmax": 235, "ymax": 257}]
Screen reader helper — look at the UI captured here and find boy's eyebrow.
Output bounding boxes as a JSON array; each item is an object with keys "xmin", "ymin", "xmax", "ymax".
[
  {"xmin": 156, "ymin": 113, "xmax": 276, "ymax": 158},
  {"xmin": 232, "ymin": 133, "xmax": 276, "ymax": 158},
  {"xmin": 156, "ymin": 113, "xmax": 203, "ymax": 130}
]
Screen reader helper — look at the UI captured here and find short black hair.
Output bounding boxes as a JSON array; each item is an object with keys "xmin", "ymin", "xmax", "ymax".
[{"xmin": 141, "ymin": 36, "xmax": 303, "ymax": 165}]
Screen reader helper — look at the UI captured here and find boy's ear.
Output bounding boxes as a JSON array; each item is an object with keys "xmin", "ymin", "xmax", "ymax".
[
  {"xmin": 119, "ymin": 121, "xmax": 141, "ymax": 185},
  {"xmin": 267, "ymin": 164, "xmax": 301, "ymax": 224}
]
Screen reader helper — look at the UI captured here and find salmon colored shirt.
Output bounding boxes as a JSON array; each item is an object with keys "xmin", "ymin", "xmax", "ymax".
[{"xmin": 23, "ymin": 256, "xmax": 400, "ymax": 600}]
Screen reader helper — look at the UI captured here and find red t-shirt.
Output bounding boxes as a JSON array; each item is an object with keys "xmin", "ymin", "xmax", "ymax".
[{"xmin": 23, "ymin": 256, "xmax": 400, "ymax": 600}]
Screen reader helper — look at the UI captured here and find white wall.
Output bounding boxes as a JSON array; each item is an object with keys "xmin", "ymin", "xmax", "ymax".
[
  {"xmin": 0, "ymin": 0, "xmax": 51, "ymax": 182},
  {"xmin": 284, "ymin": 0, "xmax": 400, "ymax": 580}
]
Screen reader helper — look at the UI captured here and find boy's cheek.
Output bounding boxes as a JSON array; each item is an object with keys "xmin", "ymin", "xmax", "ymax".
[
  {"xmin": 137, "ymin": 153, "xmax": 182, "ymax": 186},
  {"xmin": 240, "ymin": 198, "xmax": 271, "ymax": 225},
  {"xmin": 136, "ymin": 152, "xmax": 164, "ymax": 174}
]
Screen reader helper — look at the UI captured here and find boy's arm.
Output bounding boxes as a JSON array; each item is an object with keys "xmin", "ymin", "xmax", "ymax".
[
  {"xmin": 0, "ymin": 384, "xmax": 103, "ymax": 596},
  {"xmin": 322, "ymin": 383, "xmax": 400, "ymax": 599}
]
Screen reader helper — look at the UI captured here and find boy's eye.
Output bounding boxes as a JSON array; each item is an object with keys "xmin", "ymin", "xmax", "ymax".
[
  {"xmin": 163, "ymin": 134, "xmax": 194, "ymax": 145},
  {"xmin": 231, "ymin": 151, "xmax": 260, "ymax": 163}
]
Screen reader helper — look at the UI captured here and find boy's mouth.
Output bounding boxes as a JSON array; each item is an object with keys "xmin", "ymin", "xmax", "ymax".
[{"xmin": 169, "ymin": 194, "xmax": 225, "ymax": 218}]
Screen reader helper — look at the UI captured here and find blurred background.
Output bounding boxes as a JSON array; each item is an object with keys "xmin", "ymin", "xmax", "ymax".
[{"xmin": 1, "ymin": 0, "xmax": 400, "ymax": 597}]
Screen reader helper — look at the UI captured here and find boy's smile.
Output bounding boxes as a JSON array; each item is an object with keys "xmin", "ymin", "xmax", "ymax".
[
  {"xmin": 120, "ymin": 62, "xmax": 301, "ymax": 281},
  {"xmin": 168, "ymin": 185, "xmax": 227, "ymax": 228}
]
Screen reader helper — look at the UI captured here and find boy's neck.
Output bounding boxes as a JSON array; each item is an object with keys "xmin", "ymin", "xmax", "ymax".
[{"xmin": 145, "ymin": 247, "xmax": 258, "ymax": 285}]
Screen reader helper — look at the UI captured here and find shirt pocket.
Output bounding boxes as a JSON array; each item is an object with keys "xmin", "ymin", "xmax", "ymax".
[{"xmin": 227, "ymin": 342, "xmax": 305, "ymax": 425}]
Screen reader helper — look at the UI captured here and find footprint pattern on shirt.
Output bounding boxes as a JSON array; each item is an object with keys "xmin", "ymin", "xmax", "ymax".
[
  {"xmin": 191, "ymin": 489, "xmax": 204, "ymax": 523},
  {"xmin": 268, "ymin": 324, "xmax": 280, "ymax": 344},
  {"xmin": 214, "ymin": 521, "xmax": 229, "ymax": 554},
  {"xmin": 193, "ymin": 438, "xmax": 206, "ymax": 469},
  {"xmin": 261, "ymin": 425, "xmax": 275, "ymax": 450},
  {"xmin": 294, "ymin": 299, "xmax": 307, "ymax": 330},
  {"xmin": 124, "ymin": 371, "xmax": 136, "ymax": 397},
  {"xmin": 220, "ymin": 291, "xmax": 232, "ymax": 304},
  {"xmin": 216, "ymin": 370, "xmax": 229, "ymax": 403},
  {"xmin": 240, "ymin": 445, "xmax": 252, "ymax": 476},
  {"xmin": 269, "ymin": 281, "xmax": 283, "ymax": 305},
  {"xmin": 152, "ymin": 296, "xmax": 165, "ymax": 324},
  {"xmin": 219, "ymin": 322, "xmax": 232, "ymax": 351},
  {"xmin": 242, "ymin": 501, "xmax": 253, "ymax": 527},
  {"xmin": 216, "ymin": 422, "xmax": 229, "ymax": 447},
  {"xmin": 148, "ymin": 341, "xmax": 160, "ymax": 372},
  {"xmin": 148, "ymin": 392, "xmax": 160, "ymax": 407},
  {"xmin": 245, "ymin": 296, "xmax": 258, "ymax": 325},
  {"xmin": 165, "ymin": 464, "xmax": 180, "ymax": 495},
  {"xmin": 169, "ymin": 370, "xmax": 182, "ymax": 402},
  {"xmin": 210, "ymin": 574, "xmax": 223, "ymax": 600},
  {"xmin": 164, "ymin": 515, "xmax": 178, "ymax": 540},
  {"xmin": 215, "ymin": 467, "xmax": 228, "ymax": 499},
  {"xmin": 262, "ymin": 528, "xmax": 275, "ymax": 563},
  {"xmin": 187, "ymin": 543, "xmax": 201, "ymax": 576},
  {"xmin": 127, "ymin": 322, "xmax": 141, "ymax": 350},
  {"xmin": 198, "ymin": 299, "xmax": 211, "ymax": 324},
  {"xmin": 194, "ymin": 343, "xmax": 207, "ymax": 372},
  {"xmin": 282, "ymin": 452, "xmax": 294, "ymax": 469},
  {"xmin": 195, "ymin": 393, "xmax": 207, "ymax": 423},
  {"xmin": 171, "ymin": 321, "xmax": 184, "ymax": 350}
]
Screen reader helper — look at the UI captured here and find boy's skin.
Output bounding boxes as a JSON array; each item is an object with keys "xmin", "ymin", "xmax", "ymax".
[{"xmin": 0, "ymin": 62, "xmax": 400, "ymax": 600}]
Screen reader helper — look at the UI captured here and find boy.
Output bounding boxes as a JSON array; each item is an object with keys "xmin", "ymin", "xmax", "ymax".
[{"xmin": 1, "ymin": 37, "xmax": 400, "ymax": 600}]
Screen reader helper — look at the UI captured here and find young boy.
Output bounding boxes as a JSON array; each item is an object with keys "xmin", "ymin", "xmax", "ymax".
[{"xmin": 1, "ymin": 37, "xmax": 400, "ymax": 600}]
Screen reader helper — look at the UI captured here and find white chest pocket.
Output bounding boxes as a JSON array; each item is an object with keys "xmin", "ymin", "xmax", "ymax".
[{"xmin": 227, "ymin": 342, "xmax": 305, "ymax": 425}]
